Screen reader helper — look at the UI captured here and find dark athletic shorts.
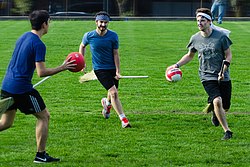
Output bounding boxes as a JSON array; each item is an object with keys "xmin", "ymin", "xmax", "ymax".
[
  {"xmin": 202, "ymin": 80, "xmax": 232, "ymax": 110},
  {"xmin": 94, "ymin": 69, "xmax": 119, "ymax": 90},
  {"xmin": 0, "ymin": 89, "xmax": 46, "ymax": 115}
]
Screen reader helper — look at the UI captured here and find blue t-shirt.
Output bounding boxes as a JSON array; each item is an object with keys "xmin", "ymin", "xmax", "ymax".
[
  {"xmin": 2, "ymin": 32, "xmax": 46, "ymax": 94},
  {"xmin": 82, "ymin": 29, "xmax": 119, "ymax": 70}
]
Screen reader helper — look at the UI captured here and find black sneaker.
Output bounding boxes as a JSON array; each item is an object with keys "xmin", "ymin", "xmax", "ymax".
[
  {"xmin": 211, "ymin": 111, "xmax": 220, "ymax": 127},
  {"xmin": 34, "ymin": 151, "xmax": 60, "ymax": 163},
  {"xmin": 221, "ymin": 130, "xmax": 233, "ymax": 140}
]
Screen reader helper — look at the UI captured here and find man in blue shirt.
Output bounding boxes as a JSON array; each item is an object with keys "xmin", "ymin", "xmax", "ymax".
[
  {"xmin": 79, "ymin": 11, "xmax": 131, "ymax": 128},
  {"xmin": 0, "ymin": 10, "xmax": 76, "ymax": 163}
]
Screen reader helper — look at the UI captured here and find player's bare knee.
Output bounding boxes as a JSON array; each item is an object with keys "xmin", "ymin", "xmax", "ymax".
[
  {"xmin": 108, "ymin": 88, "xmax": 118, "ymax": 99},
  {"xmin": 110, "ymin": 91, "xmax": 118, "ymax": 100},
  {"xmin": 34, "ymin": 108, "xmax": 50, "ymax": 121},
  {"xmin": 213, "ymin": 97, "xmax": 222, "ymax": 107},
  {"xmin": 108, "ymin": 87, "xmax": 118, "ymax": 99},
  {"xmin": 0, "ymin": 121, "xmax": 13, "ymax": 131},
  {"xmin": 43, "ymin": 109, "xmax": 50, "ymax": 121}
]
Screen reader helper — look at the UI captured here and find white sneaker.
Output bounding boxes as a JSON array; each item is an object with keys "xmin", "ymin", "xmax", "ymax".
[
  {"xmin": 101, "ymin": 98, "xmax": 111, "ymax": 119},
  {"xmin": 121, "ymin": 117, "xmax": 131, "ymax": 128}
]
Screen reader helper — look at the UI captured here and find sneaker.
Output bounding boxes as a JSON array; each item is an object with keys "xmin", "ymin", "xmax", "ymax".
[
  {"xmin": 203, "ymin": 103, "xmax": 213, "ymax": 114},
  {"xmin": 211, "ymin": 111, "xmax": 220, "ymax": 127},
  {"xmin": 101, "ymin": 98, "xmax": 111, "ymax": 119},
  {"xmin": 221, "ymin": 130, "xmax": 233, "ymax": 140},
  {"xmin": 34, "ymin": 152, "xmax": 60, "ymax": 163},
  {"xmin": 121, "ymin": 117, "xmax": 131, "ymax": 128}
]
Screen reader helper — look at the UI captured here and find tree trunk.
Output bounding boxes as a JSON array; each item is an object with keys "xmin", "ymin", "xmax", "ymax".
[{"xmin": 116, "ymin": 0, "xmax": 129, "ymax": 16}]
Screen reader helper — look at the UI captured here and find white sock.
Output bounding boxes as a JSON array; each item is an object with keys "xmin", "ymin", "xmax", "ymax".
[
  {"xmin": 106, "ymin": 99, "xmax": 111, "ymax": 106},
  {"xmin": 119, "ymin": 114, "xmax": 126, "ymax": 120}
]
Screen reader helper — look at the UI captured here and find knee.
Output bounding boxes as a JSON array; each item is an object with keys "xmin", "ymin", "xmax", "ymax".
[
  {"xmin": 109, "ymin": 89, "xmax": 118, "ymax": 99},
  {"xmin": 213, "ymin": 97, "xmax": 222, "ymax": 107},
  {"xmin": 0, "ymin": 122, "xmax": 12, "ymax": 131},
  {"xmin": 36, "ymin": 108, "xmax": 50, "ymax": 122},
  {"xmin": 0, "ymin": 110, "xmax": 16, "ymax": 131},
  {"xmin": 0, "ymin": 119, "xmax": 13, "ymax": 131},
  {"xmin": 44, "ymin": 109, "xmax": 50, "ymax": 121}
]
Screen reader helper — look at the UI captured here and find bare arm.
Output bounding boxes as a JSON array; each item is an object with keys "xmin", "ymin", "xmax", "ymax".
[
  {"xmin": 167, "ymin": 51, "xmax": 196, "ymax": 70},
  {"xmin": 79, "ymin": 43, "xmax": 86, "ymax": 56},
  {"xmin": 113, "ymin": 49, "xmax": 121, "ymax": 78},
  {"xmin": 35, "ymin": 56, "xmax": 76, "ymax": 77},
  {"xmin": 224, "ymin": 48, "xmax": 232, "ymax": 64},
  {"xmin": 79, "ymin": 42, "xmax": 87, "ymax": 71},
  {"xmin": 218, "ymin": 47, "xmax": 232, "ymax": 80},
  {"xmin": 223, "ymin": 47, "xmax": 232, "ymax": 73}
]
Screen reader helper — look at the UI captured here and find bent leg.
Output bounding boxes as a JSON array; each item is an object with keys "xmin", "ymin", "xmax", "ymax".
[
  {"xmin": 108, "ymin": 86, "xmax": 124, "ymax": 115},
  {"xmin": 0, "ymin": 109, "xmax": 16, "ymax": 131},
  {"xmin": 218, "ymin": 4, "xmax": 225, "ymax": 23},
  {"xmin": 211, "ymin": 2, "xmax": 218, "ymax": 21},
  {"xmin": 213, "ymin": 97, "xmax": 230, "ymax": 132},
  {"xmin": 33, "ymin": 108, "xmax": 50, "ymax": 152},
  {"xmin": 108, "ymin": 86, "xmax": 131, "ymax": 128}
]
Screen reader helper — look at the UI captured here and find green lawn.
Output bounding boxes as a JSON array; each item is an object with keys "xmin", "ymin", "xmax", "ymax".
[{"xmin": 0, "ymin": 20, "xmax": 250, "ymax": 166}]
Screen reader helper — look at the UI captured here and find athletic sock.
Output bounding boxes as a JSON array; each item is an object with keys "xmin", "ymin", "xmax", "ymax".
[
  {"xmin": 106, "ymin": 99, "xmax": 111, "ymax": 106},
  {"xmin": 119, "ymin": 114, "xmax": 126, "ymax": 120},
  {"xmin": 36, "ymin": 151, "xmax": 45, "ymax": 156}
]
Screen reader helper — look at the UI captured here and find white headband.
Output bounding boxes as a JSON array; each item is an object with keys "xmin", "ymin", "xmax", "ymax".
[{"xmin": 196, "ymin": 12, "xmax": 212, "ymax": 21}]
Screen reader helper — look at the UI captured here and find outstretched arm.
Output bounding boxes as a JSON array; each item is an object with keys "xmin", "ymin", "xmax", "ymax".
[
  {"xmin": 35, "ymin": 56, "xmax": 76, "ymax": 77},
  {"xmin": 167, "ymin": 51, "xmax": 195, "ymax": 70}
]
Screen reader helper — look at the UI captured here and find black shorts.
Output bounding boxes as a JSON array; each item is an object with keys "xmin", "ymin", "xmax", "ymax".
[
  {"xmin": 202, "ymin": 80, "xmax": 232, "ymax": 110},
  {"xmin": 1, "ymin": 89, "xmax": 46, "ymax": 115},
  {"xmin": 94, "ymin": 69, "xmax": 119, "ymax": 90}
]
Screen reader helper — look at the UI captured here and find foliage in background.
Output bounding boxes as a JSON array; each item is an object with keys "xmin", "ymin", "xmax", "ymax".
[
  {"xmin": 115, "ymin": 0, "xmax": 132, "ymax": 16},
  {"xmin": 11, "ymin": 0, "xmax": 31, "ymax": 15},
  {"xmin": 228, "ymin": 0, "xmax": 250, "ymax": 16}
]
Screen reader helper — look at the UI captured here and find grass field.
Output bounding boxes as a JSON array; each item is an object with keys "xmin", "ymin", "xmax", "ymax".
[{"xmin": 0, "ymin": 20, "xmax": 250, "ymax": 166}]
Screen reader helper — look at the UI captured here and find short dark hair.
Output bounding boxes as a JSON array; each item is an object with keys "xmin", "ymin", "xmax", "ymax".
[
  {"xmin": 196, "ymin": 8, "xmax": 212, "ymax": 19},
  {"xmin": 95, "ymin": 11, "xmax": 110, "ymax": 19},
  {"xmin": 29, "ymin": 10, "xmax": 50, "ymax": 30}
]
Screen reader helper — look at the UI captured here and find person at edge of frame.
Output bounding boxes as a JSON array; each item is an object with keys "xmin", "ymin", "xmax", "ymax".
[
  {"xmin": 167, "ymin": 8, "xmax": 233, "ymax": 140},
  {"xmin": 0, "ymin": 10, "xmax": 76, "ymax": 163},
  {"xmin": 211, "ymin": 0, "xmax": 227, "ymax": 24}
]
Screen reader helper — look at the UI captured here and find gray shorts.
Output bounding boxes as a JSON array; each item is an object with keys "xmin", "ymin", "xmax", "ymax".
[
  {"xmin": 202, "ymin": 80, "xmax": 232, "ymax": 110},
  {"xmin": 1, "ymin": 89, "xmax": 46, "ymax": 115}
]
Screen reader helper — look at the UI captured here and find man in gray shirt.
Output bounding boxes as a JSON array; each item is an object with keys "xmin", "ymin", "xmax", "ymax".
[{"xmin": 167, "ymin": 8, "xmax": 233, "ymax": 140}]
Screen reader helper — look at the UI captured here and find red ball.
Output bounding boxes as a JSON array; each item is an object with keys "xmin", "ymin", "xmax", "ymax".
[
  {"xmin": 66, "ymin": 52, "xmax": 85, "ymax": 72},
  {"xmin": 166, "ymin": 68, "xmax": 182, "ymax": 82}
]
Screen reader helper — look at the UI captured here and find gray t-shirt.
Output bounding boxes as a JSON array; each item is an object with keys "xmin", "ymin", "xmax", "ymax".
[{"xmin": 187, "ymin": 29, "xmax": 232, "ymax": 82}]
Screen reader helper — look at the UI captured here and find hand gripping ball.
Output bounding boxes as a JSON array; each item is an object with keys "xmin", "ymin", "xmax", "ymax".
[
  {"xmin": 166, "ymin": 68, "xmax": 182, "ymax": 82},
  {"xmin": 66, "ymin": 52, "xmax": 85, "ymax": 72}
]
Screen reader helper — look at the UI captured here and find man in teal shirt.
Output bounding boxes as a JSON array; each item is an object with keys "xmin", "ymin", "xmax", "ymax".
[{"xmin": 79, "ymin": 11, "xmax": 131, "ymax": 128}]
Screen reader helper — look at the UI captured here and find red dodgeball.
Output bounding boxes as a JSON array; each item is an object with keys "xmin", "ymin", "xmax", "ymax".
[{"xmin": 66, "ymin": 52, "xmax": 85, "ymax": 72}]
